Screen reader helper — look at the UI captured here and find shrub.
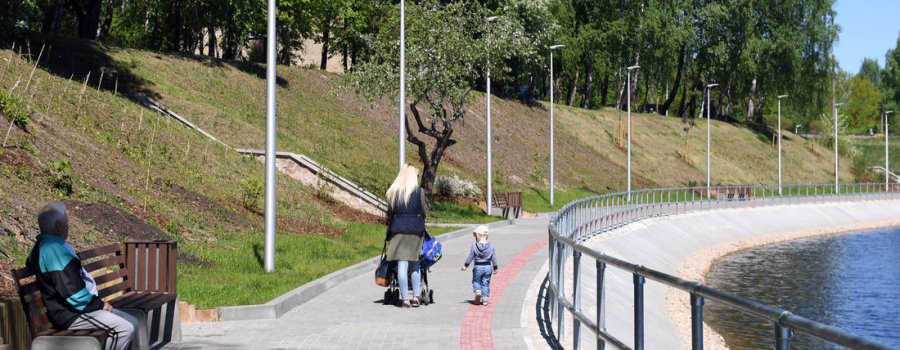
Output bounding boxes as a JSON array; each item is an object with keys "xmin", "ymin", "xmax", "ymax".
[
  {"xmin": 47, "ymin": 159, "xmax": 74, "ymax": 196},
  {"xmin": 240, "ymin": 176, "xmax": 265, "ymax": 211},
  {"xmin": 435, "ymin": 174, "xmax": 482, "ymax": 198},
  {"xmin": 0, "ymin": 91, "xmax": 31, "ymax": 131}
]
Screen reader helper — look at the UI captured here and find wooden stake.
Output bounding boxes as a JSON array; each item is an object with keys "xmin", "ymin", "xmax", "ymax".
[
  {"xmin": 144, "ymin": 113, "xmax": 161, "ymax": 211},
  {"xmin": 138, "ymin": 109, "xmax": 144, "ymax": 131},
  {"xmin": 1, "ymin": 42, "xmax": 15, "ymax": 83},
  {"xmin": 114, "ymin": 76, "xmax": 119, "ymax": 96},
  {"xmin": 202, "ymin": 139, "xmax": 210, "ymax": 161},
  {"xmin": 185, "ymin": 139, "xmax": 191, "ymax": 158},
  {"xmin": 96, "ymin": 69, "xmax": 104, "ymax": 94},
  {"xmin": 23, "ymin": 44, "xmax": 44, "ymax": 95},
  {"xmin": 75, "ymin": 72, "xmax": 91, "ymax": 118}
]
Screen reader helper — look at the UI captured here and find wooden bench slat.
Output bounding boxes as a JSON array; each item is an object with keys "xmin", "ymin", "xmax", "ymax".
[
  {"xmin": 136, "ymin": 243, "xmax": 148, "ymax": 291},
  {"xmin": 98, "ymin": 281, "xmax": 131, "ymax": 299},
  {"xmin": 147, "ymin": 244, "xmax": 159, "ymax": 292},
  {"xmin": 167, "ymin": 242, "xmax": 177, "ymax": 293},
  {"xmin": 79, "ymin": 244, "xmax": 120, "ymax": 260},
  {"xmin": 93, "ymin": 268, "xmax": 128, "ymax": 285},
  {"xmin": 83, "ymin": 255, "xmax": 125, "ymax": 274},
  {"xmin": 112, "ymin": 292, "xmax": 176, "ymax": 311}
]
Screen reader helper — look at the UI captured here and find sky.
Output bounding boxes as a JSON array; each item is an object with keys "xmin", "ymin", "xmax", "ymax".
[{"xmin": 833, "ymin": 0, "xmax": 900, "ymax": 74}]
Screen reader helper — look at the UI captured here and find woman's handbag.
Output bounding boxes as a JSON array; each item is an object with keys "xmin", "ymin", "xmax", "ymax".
[{"xmin": 375, "ymin": 240, "xmax": 392, "ymax": 287}]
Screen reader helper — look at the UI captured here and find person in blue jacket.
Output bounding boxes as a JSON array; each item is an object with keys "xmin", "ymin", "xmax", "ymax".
[
  {"xmin": 385, "ymin": 164, "xmax": 429, "ymax": 308},
  {"xmin": 26, "ymin": 202, "xmax": 137, "ymax": 350}
]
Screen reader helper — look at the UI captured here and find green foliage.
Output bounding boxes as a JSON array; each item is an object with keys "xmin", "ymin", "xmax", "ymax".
[
  {"xmin": 846, "ymin": 75, "xmax": 882, "ymax": 132},
  {"xmin": 859, "ymin": 58, "xmax": 882, "ymax": 89},
  {"xmin": 240, "ymin": 176, "xmax": 264, "ymax": 211},
  {"xmin": 0, "ymin": 90, "xmax": 31, "ymax": 131},
  {"xmin": 47, "ymin": 159, "xmax": 75, "ymax": 196}
]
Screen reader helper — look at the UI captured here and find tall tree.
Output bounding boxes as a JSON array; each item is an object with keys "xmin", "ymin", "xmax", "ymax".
[{"xmin": 859, "ymin": 58, "xmax": 881, "ymax": 88}]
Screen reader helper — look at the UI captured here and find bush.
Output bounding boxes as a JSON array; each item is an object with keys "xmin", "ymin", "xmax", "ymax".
[
  {"xmin": 0, "ymin": 91, "xmax": 31, "ymax": 131},
  {"xmin": 435, "ymin": 175, "xmax": 482, "ymax": 198},
  {"xmin": 240, "ymin": 176, "xmax": 265, "ymax": 211},
  {"xmin": 47, "ymin": 159, "xmax": 74, "ymax": 196}
]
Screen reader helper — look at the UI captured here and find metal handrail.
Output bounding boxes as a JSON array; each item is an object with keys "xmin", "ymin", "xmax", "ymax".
[{"xmin": 547, "ymin": 183, "xmax": 897, "ymax": 350}]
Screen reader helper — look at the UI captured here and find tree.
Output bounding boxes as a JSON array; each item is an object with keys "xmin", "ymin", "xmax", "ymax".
[
  {"xmin": 859, "ymin": 58, "xmax": 881, "ymax": 89},
  {"xmin": 846, "ymin": 75, "xmax": 881, "ymax": 132},
  {"xmin": 883, "ymin": 35, "xmax": 900, "ymax": 113},
  {"xmin": 351, "ymin": 0, "xmax": 529, "ymax": 206}
]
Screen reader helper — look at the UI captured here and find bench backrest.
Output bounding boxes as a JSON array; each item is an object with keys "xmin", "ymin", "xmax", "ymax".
[
  {"xmin": 11, "ymin": 265, "xmax": 54, "ymax": 339},
  {"xmin": 493, "ymin": 193, "xmax": 509, "ymax": 207},
  {"xmin": 123, "ymin": 240, "xmax": 178, "ymax": 293},
  {"xmin": 79, "ymin": 244, "xmax": 131, "ymax": 300},
  {"xmin": 507, "ymin": 192, "xmax": 523, "ymax": 207}
]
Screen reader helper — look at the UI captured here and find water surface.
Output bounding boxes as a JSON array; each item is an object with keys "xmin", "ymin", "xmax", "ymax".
[{"xmin": 704, "ymin": 228, "xmax": 900, "ymax": 349}]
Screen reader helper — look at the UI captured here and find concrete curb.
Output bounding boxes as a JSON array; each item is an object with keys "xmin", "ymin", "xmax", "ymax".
[{"xmin": 216, "ymin": 219, "xmax": 515, "ymax": 321}]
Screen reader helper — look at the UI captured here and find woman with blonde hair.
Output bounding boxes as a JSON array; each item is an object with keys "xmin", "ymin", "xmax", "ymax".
[{"xmin": 385, "ymin": 164, "xmax": 428, "ymax": 307}]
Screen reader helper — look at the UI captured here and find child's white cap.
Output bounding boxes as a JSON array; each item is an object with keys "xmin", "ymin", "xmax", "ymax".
[{"xmin": 474, "ymin": 225, "xmax": 489, "ymax": 235}]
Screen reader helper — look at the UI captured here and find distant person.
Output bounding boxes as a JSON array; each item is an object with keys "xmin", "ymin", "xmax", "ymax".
[
  {"xmin": 461, "ymin": 225, "xmax": 499, "ymax": 305},
  {"xmin": 385, "ymin": 164, "xmax": 428, "ymax": 308},
  {"xmin": 26, "ymin": 202, "xmax": 137, "ymax": 350}
]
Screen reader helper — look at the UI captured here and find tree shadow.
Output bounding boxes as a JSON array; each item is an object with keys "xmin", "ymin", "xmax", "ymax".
[{"xmin": 7, "ymin": 32, "xmax": 160, "ymax": 99}]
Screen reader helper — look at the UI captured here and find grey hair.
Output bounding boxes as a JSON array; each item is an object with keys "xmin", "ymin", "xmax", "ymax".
[{"xmin": 37, "ymin": 202, "xmax": 67, "ymax": 236}]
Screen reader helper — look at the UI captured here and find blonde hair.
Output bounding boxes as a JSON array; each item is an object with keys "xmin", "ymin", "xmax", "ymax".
[{"xmin": 386, "ymin": 164, "xmax": 421, "ymax": 208}]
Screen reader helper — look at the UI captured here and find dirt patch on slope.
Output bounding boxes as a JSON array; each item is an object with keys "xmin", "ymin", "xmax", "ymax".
[{"xmin": 66, "ymin": 201, "xmax": 170, "ymax": 241}]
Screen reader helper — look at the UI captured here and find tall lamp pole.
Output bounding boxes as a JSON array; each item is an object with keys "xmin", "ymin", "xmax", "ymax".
[
  {"xmin": 398, "ymin": 0, "xmax": 406, "ymax": 171},
  {"xmin": 886, "ymin": 110, "xmax": 894, "ymax": 187},
  {"xmin": 834, "ymin": 102, "xmax": 844, "ymax": 193},
  {"xmin": 263, "ymin": 0, "xmax": 277, "ymax": 272},
  {"xmin": 485, "ymin": 16, "xmax": 498, "ymax": 215},
  {"xmin": 705, "ymin": 83, "xmax": 718, "ymax": 199},
  {"xmin": 549, "ymin": 44, "xmax": 565, "ymax": 206},
  {"xmin": 777, "ymin": 95, "xmax": 788, "ymax": 195},
  {"xmin": 626, "ymin": 65, "xmax": 640, "ymax": 201}
]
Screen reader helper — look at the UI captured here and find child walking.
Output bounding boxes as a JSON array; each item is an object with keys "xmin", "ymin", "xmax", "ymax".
[{"xmin": 461, "ymin": 225, "xmax": 499, "ymax": 305}]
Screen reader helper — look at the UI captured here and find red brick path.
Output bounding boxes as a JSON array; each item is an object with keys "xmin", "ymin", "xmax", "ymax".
[{"xmin": 459, "ymin": 238, "xmax": 549, "ymax": 350}]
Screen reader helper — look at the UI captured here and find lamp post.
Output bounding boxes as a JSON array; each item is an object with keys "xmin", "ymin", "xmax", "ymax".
[
  {"xmin": 485, "ymin": 15, "xmax": 498, "ymax": 215},
  {"xmin": 398, "ymin": 0, "xmax": 406, "ymax": 171},
  {"xmin": 264, "ymin": 0, "xmax": 277, "ymax": 272},
  {"xmin": 626, "ymin": 65, "xmax": 640, "ymax": 201},
  {"xmin": 549, "ymin": 44, "xmax": 565, "ymax": 206},
  {"xmin": 705, "ymin": 83, "xmax": 718, "ymax": 199},
  {"xmin": 795, "ymin": 124, "xmax": 802, "ymax": 135},
  {"xmin": 886, "ymin": 110, "xmax": 894, "ymax": 187},
  {"xmin": 834, "ymin": 102, "xmax": 844, "ymax": 193},
  {"xmin": 777, "ymin": 95, "xmax": 788, "ymax": 195}
]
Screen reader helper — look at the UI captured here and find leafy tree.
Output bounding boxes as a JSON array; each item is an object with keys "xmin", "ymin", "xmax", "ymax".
[
  {"xmin": 846, "ymin": 75, "xmax": 882, "ymax": 132},
  {"xmin": 858, "ymin": 58, "xmax": 881, "ymax": 88},
  {"xmin": 351, "ymin": 0, "xmax": 529, "ymax": 206},
  {"xmin": 883, "ymin": 35, "xmax": 900, "ymax": 113}
]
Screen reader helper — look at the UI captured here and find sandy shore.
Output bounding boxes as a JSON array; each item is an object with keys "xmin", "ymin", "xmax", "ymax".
[{"xmin": 665, "ymin": 215, "xmax": 900, "ymax": 350}]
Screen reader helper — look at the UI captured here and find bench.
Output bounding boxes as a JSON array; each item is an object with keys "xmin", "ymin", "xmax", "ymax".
[
  {"xmin": 11, "ymin": 240, "xmax": 181, "ymax": 350},
  {"xmin": 489, "ymin": 192, "xmax": 523, "ymax": 219}
]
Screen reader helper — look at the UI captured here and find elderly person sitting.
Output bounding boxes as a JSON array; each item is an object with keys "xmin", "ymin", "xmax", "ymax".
[{"xmin": 25, "ymin": 202, "xmax": 137, "ymax": 350}]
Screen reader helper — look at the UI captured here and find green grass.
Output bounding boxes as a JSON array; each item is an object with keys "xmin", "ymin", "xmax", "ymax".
[
  {"xmin": 521, "ymin": 187, "xmax": 600, "ymax": 212},
  {"xmin": 428, "ymin": 199, "xmax": 503, "ymax": 224}
]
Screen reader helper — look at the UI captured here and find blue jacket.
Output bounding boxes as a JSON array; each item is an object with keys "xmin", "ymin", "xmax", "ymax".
[{"xmin": 26, "ymin": 234, "xmax": 104, "ymax": 328}]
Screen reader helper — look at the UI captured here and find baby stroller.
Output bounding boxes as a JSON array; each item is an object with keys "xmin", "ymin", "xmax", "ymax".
[{"xmin": 383, "ymin": 232, "xmax": 441, "ymax": 306}]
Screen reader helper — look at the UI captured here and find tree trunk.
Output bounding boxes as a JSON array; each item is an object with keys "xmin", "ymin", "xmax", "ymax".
[
  {"xmin": 581, "ymin": 61, "xmax": 594, "ymax": 109},
  {"xmin": 660, "ymin": 46, "xmax": 685, "ymax": 116},
  {"xmin": 747, "ymin": 76, "xmax": 757, "ymax": 123},
  {"xmin": 719, "ymin": 69, "xmax": 735, "ymax": 118},
  {"xmin": 565, "ymin": 70, "xmax": 578, "ymax": 106},
  {"xmin": 98, "ymin": 0, "xmax": 115, "ymax": 40},
  {"xmin": 207, "ymin": 26, "xmax": 217, "ymax": 58},
  {"xmin": 41, "ymin": 2, "xmax": 65, "ymax": 33},
  {"xmin": 342, "ymin": 18, "xmax": 350, "ymax": 72},
  {"xmin": 71, "ymin": 0, "xmax": 104, "ymax": 39},
  {"xmin": 320, "ymin": 21, "xmax": 331, "ymax": 70},
  {"xmin": 280, "ymin": 42, "xmax": 292, "ymax": 66},
  {"xmin": 600, "ymin": 71, "xmax": 609, "ymax": 107}
]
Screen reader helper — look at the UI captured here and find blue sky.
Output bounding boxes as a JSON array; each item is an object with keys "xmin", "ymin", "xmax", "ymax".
[{"xmin": 834, "ymin": 0, "xmax": 900, "ymax": 74}]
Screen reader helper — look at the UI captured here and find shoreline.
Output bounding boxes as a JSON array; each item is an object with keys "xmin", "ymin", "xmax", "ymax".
[{"xmin": 665, "ymin": 218, "xmax": 900, "ymax": 350}]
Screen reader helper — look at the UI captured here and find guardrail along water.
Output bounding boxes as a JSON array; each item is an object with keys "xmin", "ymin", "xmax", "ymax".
[{"xmin": 547, "ymin": 183, "xmax": 897, "ymax": 350}]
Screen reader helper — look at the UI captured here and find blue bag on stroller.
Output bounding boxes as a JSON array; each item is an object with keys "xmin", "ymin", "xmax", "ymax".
[{"xmin": 420, "ymin": 231, "xmax": 442, "ymax": 270}]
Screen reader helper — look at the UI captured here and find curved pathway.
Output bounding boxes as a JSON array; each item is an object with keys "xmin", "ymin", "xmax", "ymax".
[{"xmin": 164, "ymin": 217, "xmax": 551, "ymax": 349}]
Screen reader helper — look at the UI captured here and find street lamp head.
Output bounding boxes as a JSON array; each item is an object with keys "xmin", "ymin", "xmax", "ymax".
[
  {"xmin": 778, "ymin": 94, "xmax": 789, "ymax": 99},
  {"xmin": 887, "ymin": 110, "xmax": 895, "ymax": 115},
  {"xmin": 834, "ymin": 102, "xmax": 845, "ymax": 107},
  {"xmin": 550, "ymin": 45, "xmax": 565, "ymax": 50},
  {"xmin": 706, "ymin": 83, "xmax": 719, "ymax": 89},
  {"xmin": 486, "ymin": 16, "xmax": 499, "ymax": 22},
  {"xmin": 627, "ymin": 65, "xmax": 640, "ymax": 71}
]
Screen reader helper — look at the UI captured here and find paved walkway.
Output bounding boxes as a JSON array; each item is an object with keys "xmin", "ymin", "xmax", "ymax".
[{"xmin": 163, "ymin": 217, "xmax": 551, "ymax": 349}]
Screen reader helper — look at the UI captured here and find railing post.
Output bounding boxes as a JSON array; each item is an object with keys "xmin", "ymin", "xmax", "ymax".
[
  {"xmin": 573, "ymin": 251, "xmax": 582, "ymax": 350},
  {"xmin": 596, "ymin": 261, "xmax": 607, "ymax": 350},
  {"xmin": 633, "ymin": 273, "xmax": 645, "ymax": 350},
  {"xmin": 556, "ymin": 241, "xmax": 565, "ymax": 340},
  {"xmin": 691, "ymin": 292, "xmax": 704, "ymax": 350},
  {"xmin": 775, "ymin": 323, "xmax": 792, "ymax": 350}
]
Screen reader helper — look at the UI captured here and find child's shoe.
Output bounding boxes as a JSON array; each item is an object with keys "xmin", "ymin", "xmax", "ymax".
[
  {"xmin": 474, "ymin": 290, "xmax": 482, "ymax": 305},
  {"xmin": 482, "ymin": 298, "xmax": 489, "ymax": 306}
]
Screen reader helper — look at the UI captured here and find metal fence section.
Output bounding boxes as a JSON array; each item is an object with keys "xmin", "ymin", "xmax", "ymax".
[{"xmin": 547, "ymin": 183, "xmax": 897, "ymax": 350}]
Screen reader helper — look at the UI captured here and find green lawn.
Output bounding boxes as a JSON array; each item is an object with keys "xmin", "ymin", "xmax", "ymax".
[
  {"xmin": 521, "ymin": 187, "xmax": 600, "ymax": 213},
  {"xmin": 428, "ymin": 199, "xmax": 504, "ymax": 224}
]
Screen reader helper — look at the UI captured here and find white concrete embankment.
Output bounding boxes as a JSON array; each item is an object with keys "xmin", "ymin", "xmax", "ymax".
[{"xmin": 527, "ymin": 199, "xmax": 900, "ymax": 349}]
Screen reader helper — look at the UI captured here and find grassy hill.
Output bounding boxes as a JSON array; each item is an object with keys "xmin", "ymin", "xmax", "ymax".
[{"xmin": 0, "ymin": 34, "xmax": 863, "ymax": 307}]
